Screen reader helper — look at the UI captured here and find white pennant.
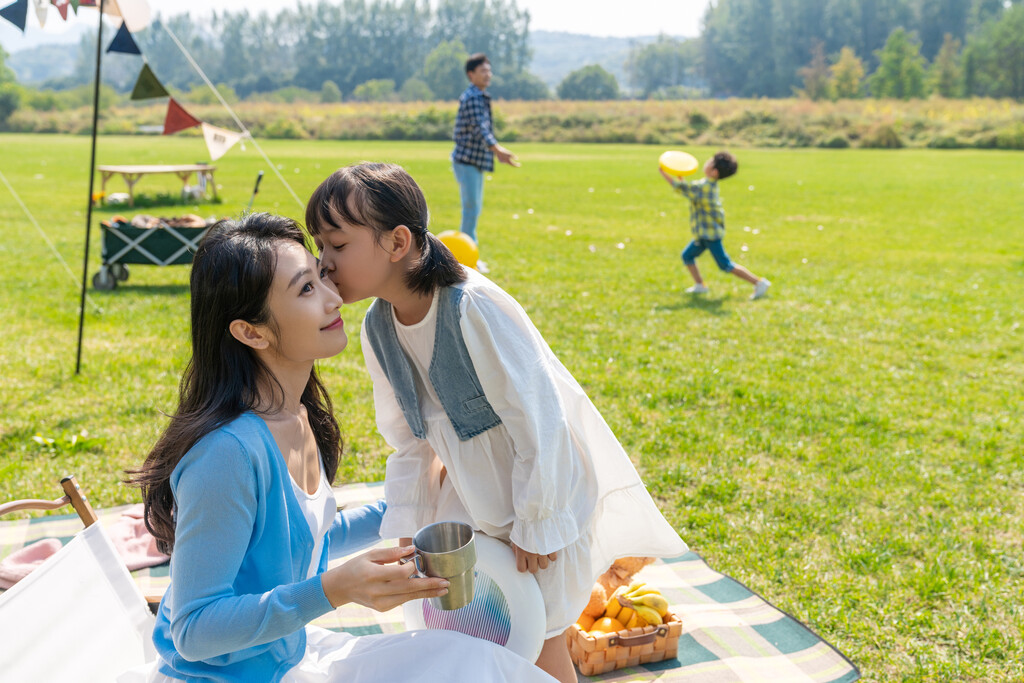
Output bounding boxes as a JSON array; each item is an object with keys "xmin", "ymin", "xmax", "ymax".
[
  {"xmin": 33, "ymin": 0, "xmax": 48, "ymax": 27},
  {"xmin": 201, "ymin": 122, "xmax": 244, "ymax": 161}
]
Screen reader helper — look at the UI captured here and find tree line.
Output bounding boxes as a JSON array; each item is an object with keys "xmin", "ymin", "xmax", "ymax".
[
  {"xmin": 2, "ymin": 0, "xmax": 1023, "ymax": 118},
  {"xmin": 699, "ymin": 0, "xmax": 1024, "ymax": 100}
]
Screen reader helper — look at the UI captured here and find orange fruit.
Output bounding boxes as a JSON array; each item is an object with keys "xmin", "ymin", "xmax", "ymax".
[
  {"xmin": 576, "ymin": 614, "xmax": 596, "ymax": 631},
  {"xmin": 589, "ymin": 616, "xmax": 626, "ymax": 635}
]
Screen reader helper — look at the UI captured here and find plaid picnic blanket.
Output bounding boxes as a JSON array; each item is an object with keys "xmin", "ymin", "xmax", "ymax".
[{"xmin": 1, "ymin": 482, "xmax": 859, "ymax": 683}]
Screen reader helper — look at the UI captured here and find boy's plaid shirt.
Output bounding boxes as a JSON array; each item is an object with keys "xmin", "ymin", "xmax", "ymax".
[
  {"xmin": 673, "ymin": 178, "xmax": 727, "ymax": 240},
  {"xmin": 452, "ymin": 85, "xmax": 498, "ymax": 172}
]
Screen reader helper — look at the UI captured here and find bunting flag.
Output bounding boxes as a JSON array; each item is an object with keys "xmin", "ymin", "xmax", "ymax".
[
  {"xmin": 163, "ymin": 99, "xmax": 201, "ymax": 135},
  {"xmin": 69, "ymin": 0, "xmax": 77, "ymax": 12},
  {"xmin": 107, "ymin": 21, "xmax": 140, "ymax": 54},
  {"xmin": 52, "ymin": 0, "xmax": 68, "ymax": 20},
  {"xmin": 130, "ymin": 64, "xmax": 169, "ymax": 100},
  {"xmin": 32, "ymin": 0, "xmax": 46, "ymax": 26},
  {"xmin": 0, "ymin": 0, "xmax": 28, "ymax": 31},
  {"xmin": 201, "ymin": 123, "xmax": 244, "ymax": 161}
]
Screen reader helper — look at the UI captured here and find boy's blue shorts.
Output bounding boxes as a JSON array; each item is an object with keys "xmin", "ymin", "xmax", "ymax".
[{"xmin": 681, "ymin": 238, "xmax": 734, "ymax": 272}]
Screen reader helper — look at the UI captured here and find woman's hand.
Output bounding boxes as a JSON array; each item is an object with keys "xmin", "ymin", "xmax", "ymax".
[
  {"xmin": 511, "ymin": 542, "xmax": 558, "ymax": 573},
  {"xmin": 321, "ymin": 545, "xmax": 449, "ymax": 611}
]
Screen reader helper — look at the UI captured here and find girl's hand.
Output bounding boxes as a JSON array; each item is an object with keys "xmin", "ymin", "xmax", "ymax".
[
  {"xmin": 660, "ymin": 168, "xmax": 676, "ymax": 184},
  {"xmin": 320, "ymin": 545, "xmax": 449, "ymax": 611},
  {"xmin": 511, "ymin": 542, "xmax": 558, "ymax": 574}
]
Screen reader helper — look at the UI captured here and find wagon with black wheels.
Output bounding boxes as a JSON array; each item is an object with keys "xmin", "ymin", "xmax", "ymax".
[{"xmin": 93, "ymin": 216, "xmax": 214, "ymax": 291}]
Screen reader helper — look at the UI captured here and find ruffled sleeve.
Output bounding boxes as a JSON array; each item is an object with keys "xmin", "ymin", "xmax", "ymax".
[
  {"xmin": 459, "ymin": 279, "xmax": 583, "ymax": 555},
  {"xmin": 361, "ymin": 323, "xmax": 442, "ymax": 539}
]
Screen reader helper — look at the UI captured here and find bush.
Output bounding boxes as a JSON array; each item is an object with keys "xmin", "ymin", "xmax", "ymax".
[
  {"xmin": 398, "ymin": 78, "xmax": 434, "ymax": 102},
  {"xmin": 860, "ymin": 124, "xmax": 903, "ymax": 148},
  {"xmin": 0, "ymin": 83, "xmax": 20, "ymax": 127},
  {"xmin": 688, "ymin": 111, "xmax": 712, "ymax": 133},
  {"xmin": 262, "ymin": 117, "xmax": 308, "ymax": 139},
  {"xmin": 351, "ymin": 79, "xmax": 397, "ymax": 103},
  {"xmin": 926, "ymin": 135, "xmax": 964, "ymax": 149},
  {"xmin": 818, "ymin": 134, "xmax": 851, "ymax": 148},
  {"xmin": 320, "ymin": 80, "xmax": 342, "ymax": 104},
  {"xmin": 995, "ymin": 124, "xmax": 1024, "ymax": 150},
  {"xmin": 248, "ymin": 87, "xmax": 319, "ymax": 104}
]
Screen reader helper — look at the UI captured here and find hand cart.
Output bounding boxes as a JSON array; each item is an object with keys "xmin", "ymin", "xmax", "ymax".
[{"xmin": 92, "ymin": 218, "xmax": 213, "ymax": 291}]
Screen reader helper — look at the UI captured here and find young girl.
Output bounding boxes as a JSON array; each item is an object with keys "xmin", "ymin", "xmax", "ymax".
[
  {"xmin": 127, "ymin": 214, "xmax": 555, "ymax": 683},
  {"xmin": 306, "ymin": 164, "xmax": 688, "ymax": 682}
]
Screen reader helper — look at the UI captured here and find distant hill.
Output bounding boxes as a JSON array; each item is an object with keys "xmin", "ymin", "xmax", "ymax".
[
  {"xmin": 8, "ymin": 43, "xmax": 78, "ymax": 84},
  {"xmin": 529, "ymin": 30, "xmax": 676, "ymax": 91}
]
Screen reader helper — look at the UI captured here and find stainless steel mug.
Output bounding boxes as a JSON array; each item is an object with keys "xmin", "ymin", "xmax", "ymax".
[{"xmin": 404, "ymin": 521, "xmax": 476, "ymax": 610}]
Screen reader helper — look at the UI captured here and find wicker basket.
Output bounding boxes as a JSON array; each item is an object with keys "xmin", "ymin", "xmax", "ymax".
[{"xmin": 566, "ymin": 613, "xmax": 682, "ymax": 676}]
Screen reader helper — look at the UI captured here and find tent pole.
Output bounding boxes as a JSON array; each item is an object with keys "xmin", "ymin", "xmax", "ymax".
[{"xmin": 75, "ymin": 0, "xmax": 106, "ymax": 375}]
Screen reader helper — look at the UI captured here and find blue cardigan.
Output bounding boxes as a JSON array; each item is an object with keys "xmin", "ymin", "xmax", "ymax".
[{"xmin": 152, "ymin": 413, "xmax": 386, "ymax": 682}]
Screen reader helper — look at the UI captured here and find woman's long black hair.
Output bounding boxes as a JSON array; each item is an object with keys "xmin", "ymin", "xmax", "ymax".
[
  {"xmin": 126, "ymin": 213, "xmax": 341, "ymax": 554},
  {"xmin": 305, "ymin": 162, "xmax": 465, "ymax": 296}
]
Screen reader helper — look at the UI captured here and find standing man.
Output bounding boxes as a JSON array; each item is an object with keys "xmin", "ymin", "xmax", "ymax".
[{"xmin": 452, "ymin": 52, "xmax": 519, "ymax": 264}]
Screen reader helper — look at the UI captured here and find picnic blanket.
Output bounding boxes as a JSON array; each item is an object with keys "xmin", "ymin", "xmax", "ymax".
[{"xmin": 1, "ymin": 482, "xmax": 859, "ymax": 683}]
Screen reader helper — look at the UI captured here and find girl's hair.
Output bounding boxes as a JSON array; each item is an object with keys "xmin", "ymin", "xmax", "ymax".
[
  {"xmin": 126, "ymin": 213, "xmax": 341, "ymax": 554},
  {"xmin": 305, "ymin": 162, "xmax": 465, "ymax": 296}
]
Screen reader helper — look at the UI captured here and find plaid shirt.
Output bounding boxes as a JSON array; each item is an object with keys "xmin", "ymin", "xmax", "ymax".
[
  {"xmin": 452, "ymin": 85, "xmax": 498, "ymax": 172},
  {"xmin": 673, "ymin": 178, "xmax": 726, "ymax": 241}
]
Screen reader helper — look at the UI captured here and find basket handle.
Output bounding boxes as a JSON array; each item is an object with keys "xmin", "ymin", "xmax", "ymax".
[{"xmin": 608, "ymin": 624, "xmax": 669, "ymax": 647}]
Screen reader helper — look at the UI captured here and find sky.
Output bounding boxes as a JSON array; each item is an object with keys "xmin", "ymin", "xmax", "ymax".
[{"xmin": 1, "ymin": 0, "xmax": 707, "ymax": 52}]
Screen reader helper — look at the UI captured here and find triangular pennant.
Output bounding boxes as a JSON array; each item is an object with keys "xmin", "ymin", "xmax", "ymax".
[
  {"xmin": 32, "ymin": 0, "xmax": 46, "ymax": 27},
  {"xmin": 107, "ymin": 21, "xmax": 140, "ymax": 55},
  {"xmin": 102, "ymin": 0, "xmax": 149, "ymax": 32},
  {"xmin": 131, "ymin": 64, "xmax": 169, "ymax": 100},
  {"xmin": 69, "ymin": 0, "xmax": 77, "ymax": 11},
  {"xmin": 0, "ymin": 0, "xmax": 28, "ymax": 31},
  {"xmin": 201, "ymin": 122, "xmax": 244, "ymax": 161},
  {"xmin": 163, "ymin": 98, "xmax": 201, "ymax": 135},
  {"xmin": 52, "ymin": 0, "xmax": 68, "ymax": 20}
]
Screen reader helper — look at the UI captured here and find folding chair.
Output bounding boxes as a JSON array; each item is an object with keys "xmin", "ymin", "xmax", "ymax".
[{"xmin": 0, "ymin": 475, "xmax": 157, "ymax": 682}]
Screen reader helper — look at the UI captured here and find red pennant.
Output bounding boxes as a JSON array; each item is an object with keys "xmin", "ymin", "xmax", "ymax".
[
  {"xmin": 52, "ymin": 0, "xmax": 69, "ymax": 20},
  {"xmin": 163, "ymin": 99, "xmax": 201, "ymax": 135}
]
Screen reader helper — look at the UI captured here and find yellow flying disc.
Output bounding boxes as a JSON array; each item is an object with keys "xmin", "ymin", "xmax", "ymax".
[{"xmin": 659, "ymin": 150, "xmax": 699, "ymax": 177}]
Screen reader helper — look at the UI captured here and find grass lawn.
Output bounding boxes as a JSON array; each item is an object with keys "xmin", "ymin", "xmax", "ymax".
[{"xmin": 1, "ymin": 133, "xmax": 1022, "ymax": 680}]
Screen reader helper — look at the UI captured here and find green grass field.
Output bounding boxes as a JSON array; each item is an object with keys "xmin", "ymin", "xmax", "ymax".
[{"xmin": 1, "ymin": 133, "xmax": 1022, "ymax": 680}]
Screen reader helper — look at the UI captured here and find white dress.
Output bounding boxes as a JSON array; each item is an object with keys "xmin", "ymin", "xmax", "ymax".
[
  {"xmin": 363, "ymin": 268, "xmax": 688, "ymax": 637},
  {"xmin": 126, "ymin": 455, "xmax": 556, "ymax": 683}
]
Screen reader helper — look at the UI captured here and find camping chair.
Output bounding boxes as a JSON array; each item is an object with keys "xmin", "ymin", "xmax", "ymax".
[{"xmin": 0, "ymin": 475, "xmax": 157, "ymax": 682}]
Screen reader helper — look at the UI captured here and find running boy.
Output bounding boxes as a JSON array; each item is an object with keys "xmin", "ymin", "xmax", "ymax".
[{"xmin": 660, "ymin": 150, "xmax": 771, "ymax": 300}]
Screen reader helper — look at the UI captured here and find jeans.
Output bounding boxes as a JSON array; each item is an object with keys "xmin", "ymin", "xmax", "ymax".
[
  {"xmin": 452, "ymin": 161, "xmax": 485, "ymax": 243},
  {"xmin": 681, "ymin": 238, "xmax": 734, "ymax": 272}
]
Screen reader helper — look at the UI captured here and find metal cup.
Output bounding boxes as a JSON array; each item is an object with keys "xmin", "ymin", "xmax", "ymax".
[{"xmin": 405, "ymin": 521, "xmax": 476, "ymax": 610}]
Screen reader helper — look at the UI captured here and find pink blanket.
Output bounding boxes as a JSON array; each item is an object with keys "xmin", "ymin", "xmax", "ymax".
[{"xmin": 0, "ymin": 504, "xmax": 169, "ymax": 589}]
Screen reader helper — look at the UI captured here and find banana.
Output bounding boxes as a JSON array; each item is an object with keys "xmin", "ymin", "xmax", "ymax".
[
  {"xmin": 603, "ymin": 586, "xmax": 629, "ymax": 619},
  {"xmin": 624, "ymin": 581, "xmax": 646, "ymax": 596},
  {"xmin": 615, "ymin": 601, "xmax": 636, "ymax": 629},
  {"xmin": 632, "ymin": 592, "xmax": 670, "ymax": 617},
  {"xmin": 632, "ymin": 604, "xmax": 663, "ymax": 626},
  {"xmin": 624, "ymin": 611, "xmax": 644, "ymax": 629}
]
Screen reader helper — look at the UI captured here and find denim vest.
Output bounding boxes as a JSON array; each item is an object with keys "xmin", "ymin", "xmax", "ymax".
[{"xmin": 363, "ymin": 285, "xmax": 503, "ymax": 441}]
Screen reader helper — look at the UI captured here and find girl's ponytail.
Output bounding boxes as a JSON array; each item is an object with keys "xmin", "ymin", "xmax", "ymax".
[{"xmin": 407, "ymin": 230, "xmax": 464, "ymax": 295}]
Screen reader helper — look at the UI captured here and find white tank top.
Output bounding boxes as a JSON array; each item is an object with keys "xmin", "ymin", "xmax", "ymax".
[{"xmin": 289, "ymin": 458, "xmax": 335, "ymax": 579}]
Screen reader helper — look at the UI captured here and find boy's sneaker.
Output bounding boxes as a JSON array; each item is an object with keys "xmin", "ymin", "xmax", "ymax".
[
  {"xmin": 751, "ymin": 279, "xmax": 771, "ymax": 300},
  {"xmin": 686, "ymin": 284, "xmax": 709, "ymax": 294}
]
